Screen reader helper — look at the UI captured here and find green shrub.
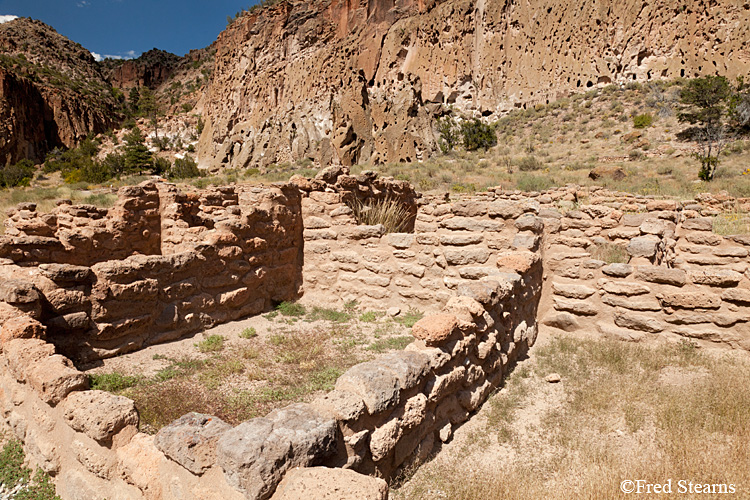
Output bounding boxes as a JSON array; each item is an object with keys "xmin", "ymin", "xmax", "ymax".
[
  {"xmin": 240, "ymin": 327, "xmax": 257, "ymax": 339},
  {"xmin": 277, "ymin": 301, "xmax": 306, "ymax": 317},
  {"xmin": 516, "ymin": 174, "xmax": 556, "ymax": 192},
  {"xmin": 632, "ymin": 113, "xmax": 654, "ymax": 129},
  {"xmin": 89, "ymin": 372, "xmax": 139, "ymax": 392},
  {"xmin": 516, "ymin": 156, "xmax": 544, "ymax": 171},
  {"xmin": 0, "ymin": 159, "xmax": 34, "ymax": 188},
  {"xmin": 437, "ymin": 116, "xmax": 460, "ymax": 153},
  {"xmin": 169, "ymin": 155, "xmax": 202, "ymax": 180},
  {"xmin": 195, "ymin": 334, "xmax": 225, "ymax": 353},
  {"xmin": 395, "ymin": 308, "xmax": 423, "ymax": 328},
  {"xmin": 460, "ymin": 119, "xmax": 497, "ymax": 151}
]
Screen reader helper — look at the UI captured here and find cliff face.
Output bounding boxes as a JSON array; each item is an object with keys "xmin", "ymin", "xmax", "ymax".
[
  {"xmin": 103, "ymin": 48, "xmax": 181, "ymax": 90},
  {"xmin": 198, "ymin": 0, "xmax": 750, "ymax": 170},
  {"xmin": 0, "ymin": 18, "xmax": 117, "ymax": 165}
]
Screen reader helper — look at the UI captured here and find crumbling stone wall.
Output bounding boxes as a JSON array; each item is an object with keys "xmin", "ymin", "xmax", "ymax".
[
  {"xmin": 0, "ymin": 181, "xmax": 303, "ymax": 362},
  {"xmin": 301, "ymin": 168, "xmax": 542, "ymax": 311},
  {"xmin": 1, "ymin": 176, "xmax": 750, "ymax": 500},
  {"xmin": 1, "ymin": 184, "xmax": 161, "ymax": 266},
  {"xmin": 533, "ymin": 186, "xmax": 750, "ymax": 349}
]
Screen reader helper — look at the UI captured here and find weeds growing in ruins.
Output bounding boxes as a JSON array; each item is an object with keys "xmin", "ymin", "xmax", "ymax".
[
  {"xmin": 350, "ymin": 196, "xmax": 412, "ymax": 233},
  {"xmin": 88, "ymin": 303, "xmax": 417, "ymax": 432},
  {"xmin": 713, "ymin": 206, "xmax": 750, "ymax": 235},
  {"xmin": 394, "ymin": 307, "xmax": 424, "ymax": 328},
  {"xmin": 239, "ymin": 327, "xmax": 257, "ymax": 339},
  {"xmin": 195, "ymin": 334, "xmax": 226, "ymax": 353},
  {"xmin": 395, "ymin": 336, "xmax": 750, "ymax": 499},
  {"xmin": 0, "ymin": 439, "xmax": 60, "ymax": 499}
]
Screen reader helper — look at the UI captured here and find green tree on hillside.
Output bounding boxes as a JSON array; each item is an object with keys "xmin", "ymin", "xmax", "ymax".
[
  {"xmin": 678, "ymin": 76, "xmax": 732, "ymax": 181},
  {"xmin": 124, "ymin": 128, "xmax": 153, "ymax": 174},
  {"xmin": 128, "ymin": 87, "xmax": 141, "ymax": 115}
]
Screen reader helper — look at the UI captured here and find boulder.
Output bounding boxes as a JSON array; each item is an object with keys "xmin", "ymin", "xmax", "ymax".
[
  {"xmin": 627, "ymin": 235, "xmax": 661, "ymax": 259},
  {"xmin": 335, "ymin": 362, "xmax": 400, "ymax": 415},
  {"xmin": 657, "ymin": 292, "xmax": 721, "ymax": 309},
  {"xmin": 553, "ymin": 297, "xmax": 598, "ymax": 316},
  {"xmin": 688, "ymin": 269, "xmax": 743, "ymax": 287},
  {"xmin": 635, "ymin": 266, "xmax": 687, "ymax": 287},
  {"xmin": 217, "ymin": 404, "xmax": 337, "ymax": 500},
  {"xmin": 542, "ymin": 312, "xmax": 579, "ymax": 332},
  {"xmin": 551, "ymin": 282, "xmax": 596, "ymax": 299},
  {"xmin": 614, "ymin": 309, "xmax": 664, "ymax": 333},
  {"xmin": 601, "ymin": 263, "xmax": 633, "ymax": 277},
  {"xmin": 589, "ymin": 165, "xmax": 626, "ymax": 180},
  {"xmin": 62, "ymin": 390, "xmax": 139, "ymax": 443},
  {"xmin": 155, "ymin": 413, "xmax": 232, "ymax": 475},
  {"xmin": 411, "ymin": 314, "xmax": 459, "ymax": 345}
]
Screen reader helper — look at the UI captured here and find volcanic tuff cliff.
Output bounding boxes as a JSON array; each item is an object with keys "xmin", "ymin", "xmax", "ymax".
[
  {"xmin": 101, "ymin": 48, "xmax": 181, "ymax": 90},
  {"xmin": 197, "ymin": 0, "xmax": 750, "ymax": 171},
  {"xmin": 0, "ymin": 18, "xmax": 117, "ymax": 165}
]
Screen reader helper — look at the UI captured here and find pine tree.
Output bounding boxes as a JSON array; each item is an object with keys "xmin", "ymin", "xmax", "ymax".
[{"xmin": 123, "ymin": 128, "xmax": 152, "ymax": 175}]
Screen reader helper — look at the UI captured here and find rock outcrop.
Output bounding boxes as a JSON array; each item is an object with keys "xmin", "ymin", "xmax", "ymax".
[
  {"xmin": 102, "ymin": 48, "xmax": 181, "ymax": 90},
  {"xmin": 198, "ymin": 0, "xmax": 750, "ymax": 170},
  {"xmin": 0, "ymin": 18, "xmax": 117, "ymax": 165}
]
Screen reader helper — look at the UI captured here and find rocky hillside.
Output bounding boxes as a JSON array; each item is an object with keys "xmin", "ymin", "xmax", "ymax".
[
  {"xmin": 0, "ymin": 18, "xmax": 117, "ymax": 165},
  {"xmin": 197, "ymin": 0, "xmax": 750, "ymax": 171},
  {"xmin": 101, "ymin": 48, "xmax": 181, "ymax": 90}
]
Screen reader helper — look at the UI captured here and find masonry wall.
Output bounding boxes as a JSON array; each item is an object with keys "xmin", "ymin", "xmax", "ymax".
[
  {"xmin": 1, "ymin": 175, "xmax": 750, "ymax": 500},
  {"xmin": 533, "ymin": 187, "xmax": 750, "ymax": 349},
  {"xmin": 301, "ymin": 178, "xmax": 544, "ymax": 312},
  {"xmin": 0, "ymin": 181, "xmax": 303, "ymax": 363}
]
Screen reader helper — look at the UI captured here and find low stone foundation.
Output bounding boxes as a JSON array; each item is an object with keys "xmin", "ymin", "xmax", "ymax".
[{"xmin": 0, "ymin": 171, "xmax": 748, "ymax": 499}]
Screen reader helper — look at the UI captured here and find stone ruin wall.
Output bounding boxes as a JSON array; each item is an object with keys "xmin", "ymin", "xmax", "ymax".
[
  {"xmin": 0, "ymin": 182, "xmax": 303, "ymax": 363},
  {"xmin": 0, "ymin": 172, "xmax": 748, "ymax": 499},
  {"xmin": 532, "ymin": 188, "xmax": 750, "ymax": 350}
]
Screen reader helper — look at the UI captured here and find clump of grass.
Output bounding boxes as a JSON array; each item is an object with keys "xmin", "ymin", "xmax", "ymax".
[
  {"xmin": 305, "ymin": 307, "xmax": 351, "ymax": 323},
  {"xmin": 239, "ymin": 327, "xmax": 257, "ymax": 339},
  {"xmin": 515, "ymin": 173, "xmax": 556, "ymax": 192},
  {"xmin": 515, "ymin": 155, "xmax": 544, "ymax": 171},
  {"xmin": 276, "ymin": 301, "xmax": 306, "ymax": 317},
  {"xmin": 367, "ymin": 336, "xmax": 414, "ymax": 353},
  {"xmin": 713, "ymin": 208, "xmax": 750, "ymax": 235},
  {"xmin": 359, "ymin": 311, "xmax": 378, "ymax": 322},
  {"xmin": 395, "ymin": 308, "xmax": 424, "ymax": 328},
  {"xmin": 589, "ymin": 242, "xmax": 629, "ymax": 264},
  {"xmin": 349, "ymin": 196, "xmax": 412, "ymax": 234},
  {"xmin": 195, "ymin": 334, "xmax": 225, "ymax": 353},
  {"xmin": 83, "ymin": 192, "xmax": 117, "ymax": 207},
  {"xmin": 89, "ymin": 372, "xmax": 139, "ymax": 392}
]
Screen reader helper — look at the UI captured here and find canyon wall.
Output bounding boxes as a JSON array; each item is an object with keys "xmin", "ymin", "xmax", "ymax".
[
  {"xmin": 0, "ymin": 18, "xmax": 117, "ymax": 165},
  {"xmin": 198, "ymin": 0, "xmax": 750, "ymax": 170}
]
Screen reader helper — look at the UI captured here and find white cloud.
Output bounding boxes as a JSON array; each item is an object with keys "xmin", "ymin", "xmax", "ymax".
[
  {"xmin": 0, "ymin": 15, "xmax": 19, "ymax": 24},
  {"xmin": 76, "ymin": 1, "xmax": 90, "ymax": 7},
  {"xmin": 92, "ymin": 51, "xmax": 137, "ymax": 61}
]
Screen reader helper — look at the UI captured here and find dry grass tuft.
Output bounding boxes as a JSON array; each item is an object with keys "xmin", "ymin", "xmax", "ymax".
[{"xmin": 350, "ymin": 196, "xmax": 412, "ymax": 233}]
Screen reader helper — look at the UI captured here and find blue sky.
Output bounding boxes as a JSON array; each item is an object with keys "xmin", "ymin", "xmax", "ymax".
[{"xmin": 0, "ymin": 0, "xmax": 257, "ymax": 59}]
